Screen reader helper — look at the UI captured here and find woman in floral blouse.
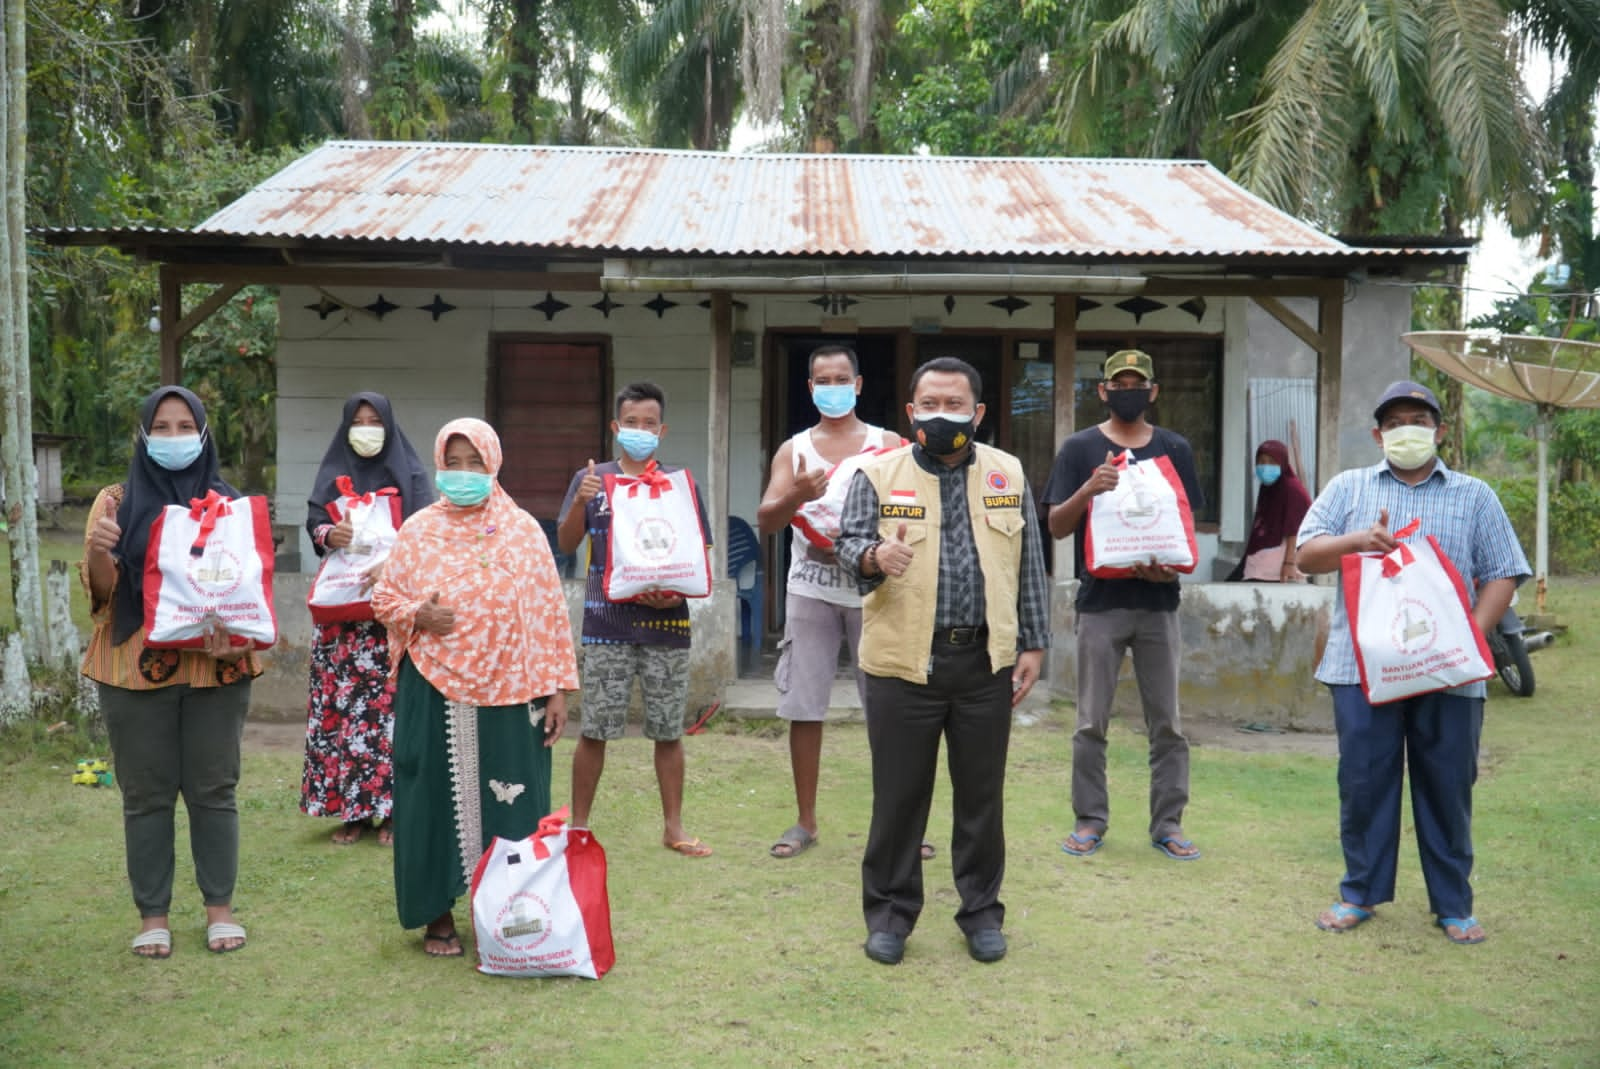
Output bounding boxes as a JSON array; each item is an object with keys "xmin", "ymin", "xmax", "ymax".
[{"xmin": 371, "ymin": 418, "xmax": 578, "ymax": 957}]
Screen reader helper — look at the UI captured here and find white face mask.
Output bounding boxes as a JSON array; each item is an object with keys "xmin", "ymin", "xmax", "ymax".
[
  {"xmin": 1381, "ymin": 424, "xmax": 1437, "ymax": 470},
  {"xmin": 348, "ymin": 426, "xmax": 386, "ymax": 458}
]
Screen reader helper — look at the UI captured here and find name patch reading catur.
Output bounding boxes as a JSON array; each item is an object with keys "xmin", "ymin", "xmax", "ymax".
[
  {"xmin": 879, "ymin": 504, "xmax": 927, "ymax": 520},
  {"xmin": 982, "ymin": 494, "xmax": 1022, "ymax": 508}
]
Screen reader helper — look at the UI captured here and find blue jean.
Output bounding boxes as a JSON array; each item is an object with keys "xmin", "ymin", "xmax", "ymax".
[{"xmin": 1330, "ymin": 684, "xmax": 1483, "ymax": 917}]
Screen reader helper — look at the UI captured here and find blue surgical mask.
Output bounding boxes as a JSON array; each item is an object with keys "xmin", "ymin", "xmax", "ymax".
[
  {"xmin": 1256, "ymin": 464, "xmax": 1282, "ymax": 486},
  {"xmin": 146, "ymin": 433, "xmax": 204, "ymax": 471},
  {"xmin": 812, "ymin": 384, "xmax": 857, "ymax": 419},
  {"xmin": 616, "ymin": 428, "xmax": 659, "ymax": 461},
  {"xmin": 435, "ymin": 470, "xmax": 493, "ymax": 507}
]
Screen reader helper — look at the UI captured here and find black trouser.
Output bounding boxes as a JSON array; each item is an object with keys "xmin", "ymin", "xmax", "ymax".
[{"xmin": 861, "ymin": 636, "xmax": 1012, "ymax": 937}]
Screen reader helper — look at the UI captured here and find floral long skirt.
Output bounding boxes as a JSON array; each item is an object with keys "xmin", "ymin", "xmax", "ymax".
[{"xmin": 300, "ymin": 619, "xmax": 396, "ymax": 823}]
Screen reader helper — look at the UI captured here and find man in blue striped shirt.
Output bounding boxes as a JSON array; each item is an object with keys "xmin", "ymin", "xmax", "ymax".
[{"xmin": 1297, "ymin": 380, "xmax": 1529, "ymax": 946}]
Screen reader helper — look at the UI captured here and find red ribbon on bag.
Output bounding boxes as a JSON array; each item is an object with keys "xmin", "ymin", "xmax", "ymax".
[
  {"xmin": 185, "ymin": 490, "xmax": 231, "ymax": 557},
  {"xmin": 334, "ymin": 475, "xmax": 398, "ymax": 506},
  {"xmin": 619, "ymin": 460, "xmax": 673, "ymax": 500},
  {"xmin": 1380, "ymin": 518, "xmax": 1423, "ymax": 578},
  {"xmin": 531, "ymin": 805, "xmax": 571, "ymax": 860}
]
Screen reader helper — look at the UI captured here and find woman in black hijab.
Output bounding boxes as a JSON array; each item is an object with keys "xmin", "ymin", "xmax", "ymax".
[
  {"xmin": 81, "ymin": 386, "xmax": 258, "ymax": 958},
  {"xmin": 300, "ymin": 392, "xmax": 433, "ymax": 846}
]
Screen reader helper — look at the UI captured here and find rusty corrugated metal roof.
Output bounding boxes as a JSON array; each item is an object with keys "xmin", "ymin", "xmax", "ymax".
[{"xmin": 186, "ymin": 141, "xmax": 1358, "ymax": 260}]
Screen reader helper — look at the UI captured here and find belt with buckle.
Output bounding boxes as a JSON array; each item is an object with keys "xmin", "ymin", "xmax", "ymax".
[{"xmin": 934, "ymin": 625, "xmax": 988, "ymax": 646}]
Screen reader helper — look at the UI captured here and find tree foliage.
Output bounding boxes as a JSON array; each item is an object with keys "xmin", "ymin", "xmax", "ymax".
[{"xmin": 14, "ymin": 0, "xmax": 1597, "ymax": 511}]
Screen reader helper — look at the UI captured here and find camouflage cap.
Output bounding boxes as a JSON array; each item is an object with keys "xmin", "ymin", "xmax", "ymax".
[{"xmin": 1103, "ymin": 349, "xmax": 1153, "ymax": 382}]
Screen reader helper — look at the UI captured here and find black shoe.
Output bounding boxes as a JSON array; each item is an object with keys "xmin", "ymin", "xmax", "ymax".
[
  {"xmin": 863, "ymin": 930, "xmax": 906, "ymax": 965},
  {"xmin": 966, "ymin": 928, "xmax": 1007, "ymax": 963}
]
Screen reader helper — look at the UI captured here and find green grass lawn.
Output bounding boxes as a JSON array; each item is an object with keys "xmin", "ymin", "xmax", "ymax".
[{"xmin": 1, "ymin": 567, "xmax": 1596, "ymax": 1066}]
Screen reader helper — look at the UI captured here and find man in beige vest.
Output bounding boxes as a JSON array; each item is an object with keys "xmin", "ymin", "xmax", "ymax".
[{"xmin": 836, "ymin": 357, "xmax": 1050, "ymax": 966}]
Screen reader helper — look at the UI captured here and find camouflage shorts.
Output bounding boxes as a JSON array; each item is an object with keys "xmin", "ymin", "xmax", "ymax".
[{"xmin": 578, "ymin": 643, "xmax": 692, "ymax": 741}]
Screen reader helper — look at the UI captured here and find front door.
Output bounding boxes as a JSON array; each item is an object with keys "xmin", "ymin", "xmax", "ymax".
[{"xmin": 489, "ymin": 337, "xmax": 607, "ymax": 554}]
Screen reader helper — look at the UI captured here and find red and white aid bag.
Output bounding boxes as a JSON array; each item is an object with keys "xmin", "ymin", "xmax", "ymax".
[
  {"xmin": 144, "ymin": 490, "xmax": 277, "ymax": 648},
  {"xmin": 469, "ymin": 807, "xmax": 615, "ymax": 979},
  {"xmin": 307, "ymin": 476, "xmax": 402, "ymax": 624},
  {"xmin": 602, "ymin": 461, "xmax": 711, "ymax": 600},
  {"xmin": 1341, "ymin": 519, "xmax": 1494, "ymax": 703},
  {"xmin": 790, "ymin": 442, "xmax": 903, "ymax": 551},
  {"xmin": 1084, "ymin": 451, "xmax": 1198, "ymax": 578}
]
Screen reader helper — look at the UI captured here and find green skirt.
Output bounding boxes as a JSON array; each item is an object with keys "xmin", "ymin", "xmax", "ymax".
[{"xmin": 391, "ymin": 657, "xmax": 553, "ymax": 930}]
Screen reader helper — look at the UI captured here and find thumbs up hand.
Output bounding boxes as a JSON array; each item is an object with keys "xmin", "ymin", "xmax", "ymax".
[
  {"xmin": 1085, "ymin": 449, "xmax": 1121, "ymax": 496},
  {"xmin": 327, "ymin": 514, "xmax": 355, "ymax": 550},
  {"xmin": 874, "ymin": 521, "xmax": 915, "ymax": 578},
  {"xmin": 1361, "ymin": 507, "xmax": 1397, "ymax": 554},
  {"xmin": 576, "ymin": 459, "xmax": 603, "ymax": 505},
  {"xmin": 794, "ymin": 453, "xmax": 829, "ymax": 503},
  {"xmin": 415, "ymin": 591, "xmax": 457, "ymax": 635},
  {"xmin": 88, "ymin": 494, "xmax": 122, "ymax": 557}
]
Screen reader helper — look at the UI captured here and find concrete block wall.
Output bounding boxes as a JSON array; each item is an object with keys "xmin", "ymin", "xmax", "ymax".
[{"xmin": 1047, "ymin": 579, "xmax": 1336, "ymax": 731}]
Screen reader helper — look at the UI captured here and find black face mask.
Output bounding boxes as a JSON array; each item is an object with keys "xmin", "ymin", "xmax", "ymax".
[
  {"xmin": 1105, "ymin": 387, "xmax": 1152, "ymax": 422},
  {"xmin": 913, "ymin": 414, "xmax": 977, "ymax": 456}
]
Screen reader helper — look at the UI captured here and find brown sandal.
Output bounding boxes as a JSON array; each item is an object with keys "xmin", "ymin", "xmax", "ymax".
[{"xmin": 422, "ymin": 929, "xmax": 463, "ymax": 957}]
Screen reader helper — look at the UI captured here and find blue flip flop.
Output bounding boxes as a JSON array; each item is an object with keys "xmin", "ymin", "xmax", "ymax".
[
  {"xmin": 1316, "ymin": 902, "xmax": 1374, "ymax": 932},
  {"xmin": 1436, "ymin": 916, "xmax": 1485, "ymax": 944},
  {"xmin": 1151, "ymin": 836, "xmax": 1201, "ymax": 861},
  {"xmin": 1060, "ymin": 831, "xmax": 1103, "ymax": 857}
]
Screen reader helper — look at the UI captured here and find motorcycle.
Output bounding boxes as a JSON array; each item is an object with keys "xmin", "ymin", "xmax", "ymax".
[{"xmin": 1484, "ymin": 601, "xmax": 1551, "ymax": 698}]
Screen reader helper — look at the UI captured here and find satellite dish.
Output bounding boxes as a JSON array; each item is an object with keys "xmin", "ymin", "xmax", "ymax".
[{"xmin": 1401, "ymin": 331, "xmax": 1600, "ymax": 608}]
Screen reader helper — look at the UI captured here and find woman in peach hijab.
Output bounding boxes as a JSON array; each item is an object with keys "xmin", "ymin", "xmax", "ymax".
[{"xmin": 372, "ymin": 418, "xmax": 578, "ymax": 957}]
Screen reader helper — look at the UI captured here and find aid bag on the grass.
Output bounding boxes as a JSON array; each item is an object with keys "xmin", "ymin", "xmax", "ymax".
[
  {"xmin": 143, "ymin": 489, "xmax": 277, "ymax": 649},
  {"xmin": 602, "ymin": 460, "xmax": 711, "ymax": 600},
  {"xmin": 1341, "ymin": 518, "xmax": 1494, "ymax": 703},
  {"xmin": 470, "ymin": 807, "xmax": 615, "ymax": 979},
  {"xmin": 1084, "ymin": 451, "xmax": 1197, "ymax": 577},
  {"xmin": 307, "ymin": 476, "xmax": 402, "ymax": 624}
]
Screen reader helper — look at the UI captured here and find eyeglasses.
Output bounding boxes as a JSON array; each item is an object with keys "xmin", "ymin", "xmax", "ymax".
[{"xmin": 1104, "ymin": 382, "xmax": 1153, "ymax": 392}]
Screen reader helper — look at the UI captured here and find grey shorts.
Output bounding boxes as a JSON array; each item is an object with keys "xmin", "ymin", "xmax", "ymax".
[
  {"xmin": 775, "ymin": 594, "xmax": 864, "ymax": 722},
  {"xmin": 578, "ymin": 643, "xmax": 692, "ymax": 741}
]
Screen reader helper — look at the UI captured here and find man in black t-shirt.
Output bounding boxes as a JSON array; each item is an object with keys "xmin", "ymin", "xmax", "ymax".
[{"xmin": 1042, "ymin": 350, "xmax": 1205, "ymax": 862}]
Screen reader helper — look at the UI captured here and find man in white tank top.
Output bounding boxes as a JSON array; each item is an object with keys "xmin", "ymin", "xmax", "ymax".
[{"xmin": 757, "ymin": 344, "xmax": 906, "ymax": 860}]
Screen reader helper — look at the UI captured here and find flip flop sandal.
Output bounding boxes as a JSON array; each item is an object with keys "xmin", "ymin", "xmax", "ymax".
[
  {"xmin": 1061, "ymin": 831, "xmax": 1103, "ymax": 857},
  {"xmin": 665, "ymin": 838, "xmax": 714, "ymax": 858},
  {"xmin": 1316, "ymin": 902, "xmax": 1374, "ymax": 932},
  {"xmin": 1151, "ymin": 836, "xmax": 1201, "ymax": 860},
  {"xmin": 769, "ymin": 824, "xmax": 818, "ymax": 859},
  {"xmin": 423, "ymin": 930, "xmax": 464, "ymax": 957},
  {"xmin": 131, "ymin": 928, "xmax": 172, "ymax": 958},
  {"xmin": 1436, "ymin": 915, "xmax": 1486, "ymax": 944}
]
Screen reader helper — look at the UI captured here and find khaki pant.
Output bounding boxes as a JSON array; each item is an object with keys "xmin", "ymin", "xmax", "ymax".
[{"xmin": 1072, "ymin": 609, "xmax": 1189, "ymax": 841}]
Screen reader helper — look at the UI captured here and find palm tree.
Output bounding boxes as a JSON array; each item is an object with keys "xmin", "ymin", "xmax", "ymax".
[
  {"xmin": 1058, "ymin": 0, "xmax": 1549, "ymax": 235},
  {"xmin": 1505, "ymin": 0, "xmax": 1600, "ymax": 290}
]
